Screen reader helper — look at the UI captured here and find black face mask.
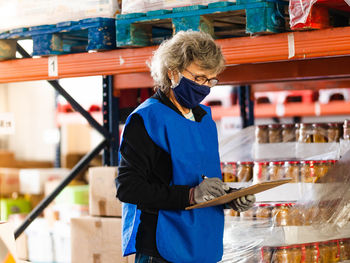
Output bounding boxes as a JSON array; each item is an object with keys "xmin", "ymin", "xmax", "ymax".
[{"xmin": 172, "ymin": 76, "xmax": 211, "ymax": 109}]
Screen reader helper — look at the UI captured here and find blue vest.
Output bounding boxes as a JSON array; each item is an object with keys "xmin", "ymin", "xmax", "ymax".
[{"xmin": 121, "ymin": 98, "xmax": 224, "ymax": 263}]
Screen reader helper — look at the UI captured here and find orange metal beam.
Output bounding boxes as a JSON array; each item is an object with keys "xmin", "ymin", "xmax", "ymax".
[{"xmin": 2, "ymin": 27, "xmax": 350, "ymax": 84}]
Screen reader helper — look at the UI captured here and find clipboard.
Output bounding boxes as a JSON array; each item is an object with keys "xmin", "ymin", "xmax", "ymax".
[{"xmin": 185, "ymin": 178, "xmax": 292, "ymax": 210}]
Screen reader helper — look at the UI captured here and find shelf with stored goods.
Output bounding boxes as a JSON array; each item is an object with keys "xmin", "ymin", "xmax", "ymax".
[
  {"xmin": 2, "ymin": 26, "xmax": 350, "ymax": 86},
  {"xmin": 211, "ymin": 101, "xmax": 350, "ymax": 120}
]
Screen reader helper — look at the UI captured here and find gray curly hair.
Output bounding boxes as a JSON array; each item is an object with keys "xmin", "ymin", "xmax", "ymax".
[{"xmin": 149, "ymin": 30, "xmax": 225, "ymax": 94}]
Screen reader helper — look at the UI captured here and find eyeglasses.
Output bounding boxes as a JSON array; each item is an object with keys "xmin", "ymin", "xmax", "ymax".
[{"xmin": 183, "ymin": 68, "xmax": 219, "ymax": 87}]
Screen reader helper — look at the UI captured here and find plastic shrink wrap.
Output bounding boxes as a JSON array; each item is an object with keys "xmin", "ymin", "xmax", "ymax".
[
  {"xmin": 0, "ymin": 0, "xmax": 121, "ymax": 33},
  {"xmin": 121, "ymin": 0, "xmax": 235, "ymax": 14},
  {"xmin": 219, "ymin": 120, "xmax": 350, "ymax": 262},
  {"xmin": 289, "ymin": 0, "xmax": 350, "ymax": 30}
]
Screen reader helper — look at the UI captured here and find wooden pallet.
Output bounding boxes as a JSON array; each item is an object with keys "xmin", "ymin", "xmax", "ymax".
[
  {"xmin": 115, "ymin": 0, "xmax": 288, "ymax": 47},
  {"xmin": 0, "ymin": 18, "xmax": 116, "ymax": 57}
]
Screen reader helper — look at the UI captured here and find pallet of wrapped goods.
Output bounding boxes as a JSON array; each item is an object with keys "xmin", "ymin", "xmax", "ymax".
[
  {"xmin": 71, "ymin": 217, "xmax": 134, "ymax": 263},
  {"xmin": 116, "ymin": 0, "xmax": 287, "ymax": 47},
  {"xmin": 289, "ymin": 0, "xmax": 350, "ymax": 30}
]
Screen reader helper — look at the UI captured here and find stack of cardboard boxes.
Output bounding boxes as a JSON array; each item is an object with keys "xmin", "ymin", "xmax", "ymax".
[{"xmin": 71, "ymin": 166, "xmax": 134, "ymax": 263}]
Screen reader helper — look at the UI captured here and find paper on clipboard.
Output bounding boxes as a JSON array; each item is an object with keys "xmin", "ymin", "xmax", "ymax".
[{"xmin": 186, "ymin": 179, "xmax": 292, "ymax": 210}]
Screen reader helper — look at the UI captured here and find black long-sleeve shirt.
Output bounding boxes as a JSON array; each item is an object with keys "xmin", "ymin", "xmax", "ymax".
[{"xmin": 116, "ymin": 89, "xmax": 207, "ymax": 258}]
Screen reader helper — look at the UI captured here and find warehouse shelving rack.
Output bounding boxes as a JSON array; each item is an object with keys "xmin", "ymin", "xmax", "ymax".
[{"xmin": 1, "ymin": 25, "xmax": 350, "ymax": 239}]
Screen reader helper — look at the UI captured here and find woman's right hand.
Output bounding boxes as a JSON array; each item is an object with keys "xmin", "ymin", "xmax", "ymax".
[{"xmin": 193, "ymin": 177, "xmax": 229, "ymax": 204}]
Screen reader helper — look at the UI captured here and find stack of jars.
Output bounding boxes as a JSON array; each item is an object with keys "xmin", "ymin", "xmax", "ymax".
[
  {"xmin": 255, "ymin": 121, "xmax": 347, "ymax": 144},
  {"xmin": 221, "ymin": 161, "xmax": 254, "ymax": 182},
  {"xmin": 253, "ymin": 160, "xmax": 337, "ymax": 183},
  {"xmin": 237, "ymin": 201, "xmax": 338, "ymax": 226},
  {"xmin": 262, "ymin": 239, "xmax": 350, "ymax": 263}
]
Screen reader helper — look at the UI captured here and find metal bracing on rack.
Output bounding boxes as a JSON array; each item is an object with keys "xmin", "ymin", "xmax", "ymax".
[
  {"xmin": 14, "ymin": 43, "xmax": 117, "ymax": 239},
  {"xmin": 15, "ymin": 139, "xmax": 108, "ymax": 239}
]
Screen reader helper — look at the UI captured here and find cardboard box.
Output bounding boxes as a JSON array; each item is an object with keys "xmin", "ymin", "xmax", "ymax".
[
  {"xmin": 0, "ymin": 222, "xmax": 18, "ymax": 262},
  {"xmin": 0, "ymin": 198, "xmax": 31, "ymax": 221},
  {"xmin": 19, "ymin": 168, "xmax": 69, "ymax": 195},
  {"xmin": 0, "ymin": 168, "xmax": 19, "ymax": 196},
  {"xmin": 0, "ymin": 150, "xmax": 16, "ymax": 167},
  {"xmin": 89, "ymin": 167, "xmax": 122, "ymax": 217},
  {"xmin": 56, "ymin": 185, "xmax": 89, "ymax": 206},
  {"xmin": 61, "ymin": 124, "xmax": 92, "ymax": 155},
  {"xmin": 71, "ymin": 217, "xmax": 134, "ymax": 263}
]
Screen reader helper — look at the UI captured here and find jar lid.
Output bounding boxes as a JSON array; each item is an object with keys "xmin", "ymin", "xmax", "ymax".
[
  {"xmin": 310, "ymin": 242, "xmax": 320, "ymax": 246},
  {"xmin": 314, "ymin": 160, "xmax": 328, "ymax": 164},
  {"xmin": 238, "ymin": 161, "xmax": 254, "ymax": 165},
  {"xmin": 275, "ymin": 246, "xmax": 291, "ymax": 249},
  {"xmin": 271, "ymin": 161, "xmax": 284, "ymax": 165},
  {"xmin": 328, "ymin": 160, "xmax": 337, "ymax": 163},
  {"xmin": 255, "ymin": 161, "xmax": 269, "ymax": 165},
  {"xmin": 329, "ymin": 122, "xmax": 339, "ymax": 127},
  {"xmin": 312, "ymin": 123, "xmax": 328, "ymax": 128},
  {"xmin": 285, "ymin": 161, "xmax": 300, "ymax": 164},
  {"xmin": 257, "ymin": 125, "xmax": 268, "ymax": 129},
  {"xmin": 258, "ymin": 203, "xmax": 271, "ymax": 207},
  {"xmin": 268, "ymin": 124, "xmax": 281, "ymax": 129},
  {"xmin": 282, "ymin": 123, "xmax": 294, "ymax": 128},
  {"xmin": 274, "ymin": 203, "xmax": 295, "ymax": 207},
  {"xmin": 300, "ymin": 123, "xmax": 313, "ymax": 127},
  {"xmin": 301, "ymin": 160, "xmax": 312, "ymax": 164}
]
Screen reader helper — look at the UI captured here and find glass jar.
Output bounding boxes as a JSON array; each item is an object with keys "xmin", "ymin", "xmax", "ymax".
[
  {"xmin": 269, "ymin": 161, "xmax": 285, "ymax": 181},
  {"xmin": 222, "ymin": 162, "xmax": 237, "ymax": 182},
  {"xmin": 344, "ymin": 119, "xmax": 350, "ymax": 140},
  {"xmin": 319, "ymin": 242, "xmax": 331, "ymax": 263},
  {"xmin": 261, "ymin": 247, "xmax": 272, "ymax": 263},
  {"xmin": 298, "ymin": 123, "xmax": 313, "ymax": 143},
  {"xmin": 256, "ymin": 125, "xmax": 269, "ymax": 144},
  {"xmin": 339, "ymin": 239, "xmax": 350, "ymax": 261},
  {"xmin": 329, "ymin": 240, "xmax": 340, "ymax": 263},
  {"xmin": 269, "ymin": 124, "xmax": 282, "ymax": 143},
  {"xmin": 272, "ymin": 203, "xmax": 294, "ymax": 226},
  {"xmin": 313, "ymin": 160, "xmax": 329, "ymax": 182},
  {"xmin": 229, "ymin": 209, "xmax": 240, "ymax": 217},
  {"xmin": 236, "ymin": 162, "xmax": 253, "ymax": 182},
  {"xmin": 309, "ymin": 243, "xmax": 321, "ymax": 263},
  {"xmin": 273, "ymin": 246, "xmax": 293, "ymax": 262},
  {"xmin": 295, "ymin": 123, "xmax": 301, "ymax": 142},
  {"xmin": 253, "ymin": 162, "xmax": 270, "ymax": 183},
  {"xmin": 313, "ymin": 123, "xmax": 328, "ymax": 143},
  {"xmin": 240, "ymin": 205, "xmax": 256, "ymax": 220},
  {"xmin": 345, "ymin": 239, "xmax": 350, "ymax": 259},
  {"xmin": 301, "ymin": 161, "xmax": 317, "ymax": 183},
  {"xmin": 328, "ymin": 123, "xmax": 340, "ymax": 143},
  {"xmin": 291, "ymin": 245, "xmax": 302, "ymax": 263},
  {"xmin": 256, "ymin": 204, "xmax": 272, "ymax": 220},
  {"xmin": 288, "ymin": 205, "xmax": 304, "ymax": 226},
  {"xmin": 302, "ymin": 244, "xmax": 313, "ymax": 263},
  {"xmin": 303, "ymin": 205, "xmax": 317, "ymax": 225},
  {"xmin": 282, "ymin": 124, "xmax": 296, "ymax": 142},
  {"xmin": 284, "ymin": 161, "xmax": 300, "ymax": 183}
]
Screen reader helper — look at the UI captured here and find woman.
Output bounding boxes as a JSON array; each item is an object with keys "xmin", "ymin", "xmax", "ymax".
[{"xmin": 116, "ymin": 30, "xmax": 255, "ymax": 263}]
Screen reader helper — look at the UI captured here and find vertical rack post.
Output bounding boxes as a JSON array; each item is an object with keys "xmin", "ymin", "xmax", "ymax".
[
  {"xmin": 102, "ymin": 75, "xmax": 119, "ymax": 166},
  {"xmin": 246, "ymin": 85, "xmax": 255, "ymax": 126},
  {"xmin": 238, "ymin": 85, "xmax": 255, "ymax": 128}
]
